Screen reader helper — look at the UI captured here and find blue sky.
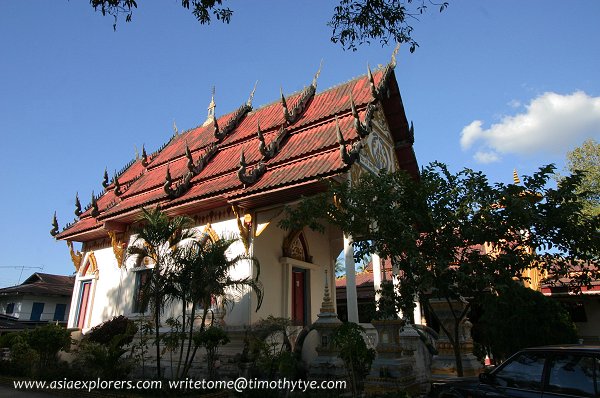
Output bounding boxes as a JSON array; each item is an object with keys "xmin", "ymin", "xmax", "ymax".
[{"xmin": 1, "ymin": 1, "xmax": 599, "ymax": 287}]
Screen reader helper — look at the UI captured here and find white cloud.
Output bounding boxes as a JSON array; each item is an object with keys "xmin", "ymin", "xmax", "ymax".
[
  {"xmin": 474, "ymin": 151, "xmax": 500, "ymax": 164},
  {"xmin": 507, "ymin": 99, "xmax": 521, "ymax": 108},
  {"xmin": 460, "ymin": 91, "xmax": 600, "ymax": 163}
]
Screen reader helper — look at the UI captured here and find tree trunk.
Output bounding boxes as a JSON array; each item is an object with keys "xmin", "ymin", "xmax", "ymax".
[
  {"xmin": 155, "ymin": 298, "xmax": 161, "ymax": 379},
  {"xmin": 176, "ymin": 298, "xmax": 187, "ymax": 379}
]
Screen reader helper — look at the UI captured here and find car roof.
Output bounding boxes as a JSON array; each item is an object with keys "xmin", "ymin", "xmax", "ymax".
[{"xmin": 523, "ymin": 345, "xmax": 600, "ymax": 353}]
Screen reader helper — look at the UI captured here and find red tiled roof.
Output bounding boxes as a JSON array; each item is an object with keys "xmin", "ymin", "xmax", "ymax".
[{"xmin": 56, "ymin": 65, "xmax": 417, "ymax": 242}]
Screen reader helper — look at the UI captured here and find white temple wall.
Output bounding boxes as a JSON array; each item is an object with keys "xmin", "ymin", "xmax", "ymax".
[{"xmin": 66, "ymin": 205, "xmax": 337, "ymax": 333}]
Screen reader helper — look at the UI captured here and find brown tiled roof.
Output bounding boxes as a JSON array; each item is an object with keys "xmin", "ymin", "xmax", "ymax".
[
  {"xmin": 56, "ymin": 65, "xmax": 417, "ymax": 242},
  {"xmin": 0, "ymin": 273, "xmax": 75, "ymax": 297}
]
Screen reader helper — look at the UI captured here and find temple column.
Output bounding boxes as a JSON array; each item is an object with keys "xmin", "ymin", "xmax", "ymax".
[
  {"xmin": 344, "ymin": 234, "xmax": 359, "ymax": 323},
  {"xmin": 372, "ymin": 252, "xmax": 382, "ymax": 307}
]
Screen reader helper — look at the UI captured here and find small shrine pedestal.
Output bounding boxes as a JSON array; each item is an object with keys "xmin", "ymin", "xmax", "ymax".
[
  {"xmin": 307, "ymin": 271, "xmax": 346, "ymax": 381},
  {"xmin": 365, "ymin": 319, "xmax": 418, "ymax": 396},
  {"xmin": 429, "ymin": 299, "xmax": 482, "ymax": 378}
]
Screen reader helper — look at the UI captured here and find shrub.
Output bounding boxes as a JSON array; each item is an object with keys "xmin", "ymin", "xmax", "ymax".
[
  {"xmin": 73, "ymin": 315, "xmax": 138, "ymax": 379},
  {"xmin": 194, "ymin": 326, "xmax": 230, "ymax": 380},
  {"xmin": 331, "ymin": 322, "xmax": 375, "ymax": 397}
]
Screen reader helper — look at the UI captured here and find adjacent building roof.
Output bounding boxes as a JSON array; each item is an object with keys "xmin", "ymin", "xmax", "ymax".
[
  {"xmin": 0, "ymin": 273, "xmax": 75, "ymax": 298},
  {"xmin": 54, "ymin": 60, "xmax": 417, "ymax": 243}
]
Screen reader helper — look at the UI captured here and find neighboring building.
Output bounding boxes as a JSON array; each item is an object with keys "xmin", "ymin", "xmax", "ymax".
[
  {"xmin": 0, "ymin": 273, "xmax": 75, "ymax": 333},
  {"xmin": 52, "ymin": 54, "xmax": 418, "ymax": 333},
  {"xmin": 541, "ymin": 263, "xmax": 600, "ymax": 344}
]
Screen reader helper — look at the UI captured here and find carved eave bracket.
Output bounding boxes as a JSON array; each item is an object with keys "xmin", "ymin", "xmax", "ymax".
[
  {"xmin": 238, "ymin": 150, "xmax": 266, "ymax": 186},
  {"xmin": 258, "ymin": 122, "xmax": 288, "ymax": 161},
  {"xmin": 50, "ymin": 212, "xmax": 59, "ymax": 237},
  {"xmin": 67, "ymin": 241, "xmax": 83, "ymax": 272},
  {"xmin": 107, "ymin": 230, "xmax": 127, "ymax": 268},
  {"xmin": 201, "ymin": 223, "xmax": 220, "ymax": 244},
  {"xmin": 231, "ymin": 206, "xmax": 250, "ymax": 254},
  {"xmin": 336, "ymin": 117, "xmax": 362, "ymax": 165}
]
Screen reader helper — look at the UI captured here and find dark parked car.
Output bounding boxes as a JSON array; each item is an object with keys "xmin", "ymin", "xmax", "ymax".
[{"xmin": 433, "ymin": 346, "xmax": 600, "ymax": 398}]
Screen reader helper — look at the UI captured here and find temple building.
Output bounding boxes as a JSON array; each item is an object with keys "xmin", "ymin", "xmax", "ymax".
[{"xmin": 51, "ymin": 53, "xmax": 418, "ymax": 333}]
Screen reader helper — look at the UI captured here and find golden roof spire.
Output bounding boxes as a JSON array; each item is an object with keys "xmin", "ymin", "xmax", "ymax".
[
  {"xmin": 513, "ymin": 168, "xmax": 521, "ymax": 185},
  {"xmin": 203, "ymin": 86, "xmax": 216, "ymax": 127}
]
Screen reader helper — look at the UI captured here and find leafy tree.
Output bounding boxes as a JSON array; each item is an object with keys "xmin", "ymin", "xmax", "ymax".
[
  {"xmin": 90, "ymin": 0, "xmax": 233, "ymax": 31},
  {"xmin": 329, "ymin": 0, "xmax": 449, "ymax": 51},
  {"xmin": 563, "ymin": 138, "xmax": 600, "ymax": 217},
  {"xmin": 126, "ymin": 207, "xmax": 195, "ymax": 379},
  {"xmin": 172, "ymin": 235, "xmax": 264, "ymax": 378},
  {"xmin": 472, "ymin": 281, "xmax": 578, "ymax": 363},
  {"xmin": 89, "ymin": 0, "xmax": 448, "ymax": 51},
  {"xmin": 281, "ymin": 162, "xmax": 599, "ymax": 376}
]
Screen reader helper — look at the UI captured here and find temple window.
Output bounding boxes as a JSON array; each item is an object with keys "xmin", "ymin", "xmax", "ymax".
[{"xmin": 132, "ymin": 268, "xmax": 152, "ymax": 313}]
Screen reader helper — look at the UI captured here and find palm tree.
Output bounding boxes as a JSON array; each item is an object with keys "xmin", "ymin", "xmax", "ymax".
[
  {"xmin": 126, "ymin": 207, "xmax": 194, "ymax": 379},
  {"xmin": 174, "ymin": 236, "xmax": 264, "ymax": 377}
]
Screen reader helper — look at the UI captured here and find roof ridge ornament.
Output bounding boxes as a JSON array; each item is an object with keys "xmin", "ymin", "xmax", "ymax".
[
  {"xmin": 90, "ymin": 191, "xmax": 99, "ymax": 218},
  {"xmin": 214, "ymin": 87, "xmax": 254, "ymax": 141},
  {"xmin": 164, "ymin": 163, "xmax": 194, "ymax": 199},
  {"xmin": 141, "ymin": 145, "xmax": 148, "ymax": 167},
  {"xmin": 395, "ymin": 121, "xmax": 415, "ymax": 149},
  {"xmin": 258, "ymin": 121, "xmax": 289, "ymax": 161},
  {"xmin": 202, "ymin": 87, "xmax": 217, "ymax": 127},
  {"xmin": 350, "ymin": 93, "xmax": 375, "ymax": 138},
  {"xmin": 368, "ymin": 45, "xmax": 400, "ymax": 101},
  {"xmin": 247, "ymin": 80, "xmax": 258, "ymax": 107},
  {"xmin": 238, "ymin": 149, "xmax": 267, "ymax": 186},
  {"xmin": 336, "ymin": 117, "xmax": 362, "ymax": 165},
  {"xmin": 185, "ymin": 144, "xmax": 194, "ymax": 172},
  {"xmin": 280, "ymin": 62, "xmax": 321, "ymax": 125},
  {"xmin": 75, "ymin": 193, "xmax": 82, "ymax": 217},
  {"xmin": 50, "ymin": 211, "xmax": 59, "ymax": 237},
  {"xmin": 113, "ymin": 172, "xmax": 122, "ymax": 196},
  {"xmin": 312, "ymin": 59, "xmax": 323, "ymax": 88},
  {"xmin": 102, "ymin": 168, "xmax": 109, "ymax": 189},
  {"xmin": 390, "ymin": 42, "xmax": 400, "ymax": 69}
]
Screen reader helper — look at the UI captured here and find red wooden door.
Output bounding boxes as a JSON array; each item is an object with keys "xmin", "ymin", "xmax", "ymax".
[
  {"xmin": 292, "ymin": 270, "xmax": 305, "ymax": 325},
  {"xmin": 77, "ymin": 281, "xmax": 91, "ymax": 329}
]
